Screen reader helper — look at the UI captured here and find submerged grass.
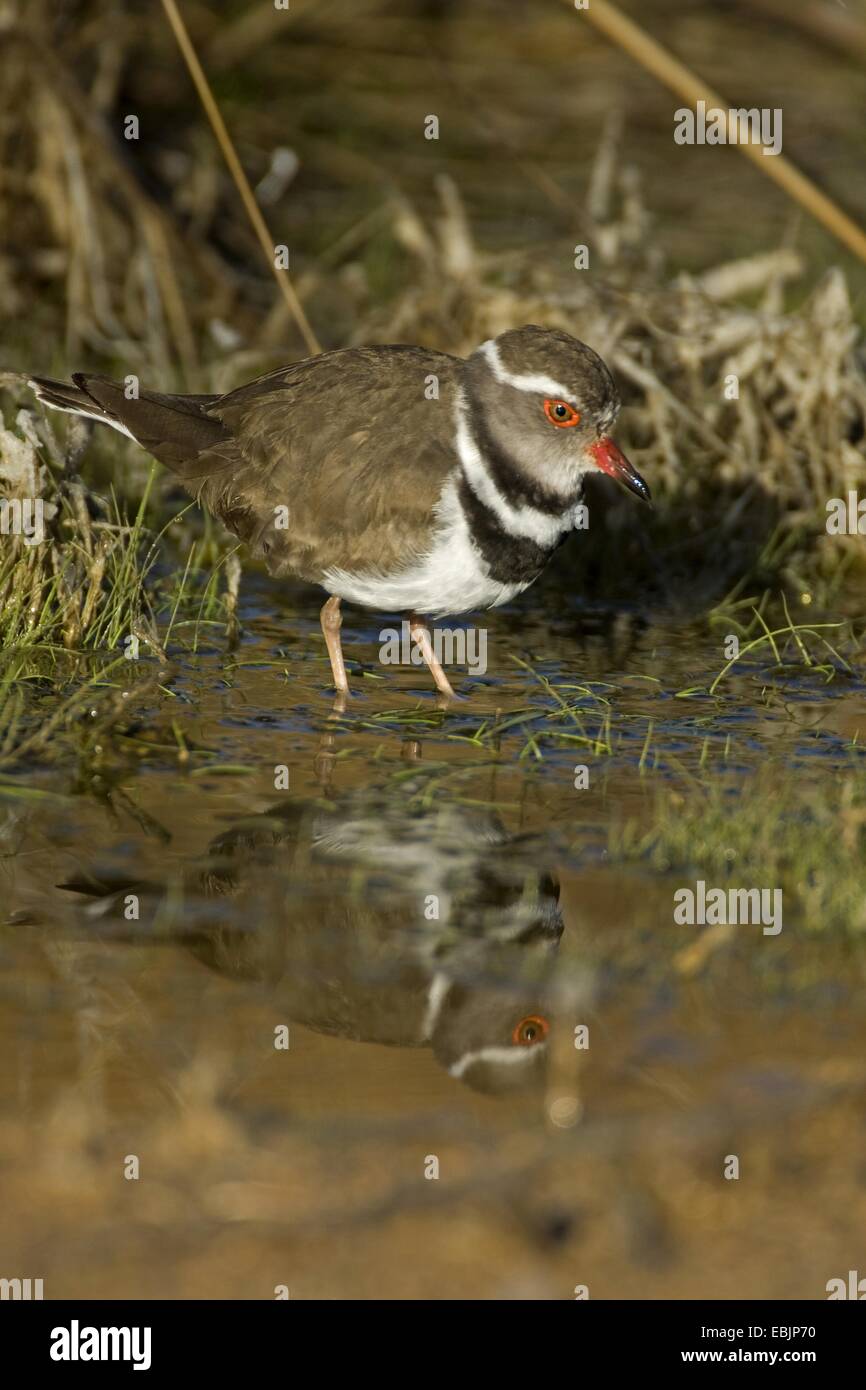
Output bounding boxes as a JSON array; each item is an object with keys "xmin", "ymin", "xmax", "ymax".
[{"xmin": 611, "ymin": 760, "xmax": 866, "ymax": 936}]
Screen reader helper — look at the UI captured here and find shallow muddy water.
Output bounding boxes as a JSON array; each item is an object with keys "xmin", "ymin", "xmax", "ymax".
[
  {"xmin": 1, "ymin": 567, "xmax": 865, "ymax": 1299},
  {"xmin": 3, "ymin": 0, "xmax": 866, "ymax": 1304}
]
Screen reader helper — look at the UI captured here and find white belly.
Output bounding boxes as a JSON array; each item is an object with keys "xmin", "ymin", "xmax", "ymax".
[{"xmin": 322, "ymin": 479, "xmax": 532, "ymax": 618}]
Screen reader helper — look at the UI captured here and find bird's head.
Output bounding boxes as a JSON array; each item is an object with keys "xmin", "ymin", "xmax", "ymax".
[{"xmin": 463, "ymin": 324, "xmax": 650, "ymax": 506}]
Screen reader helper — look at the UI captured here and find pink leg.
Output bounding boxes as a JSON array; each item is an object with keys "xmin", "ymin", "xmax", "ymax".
[
  {"xmin": 320, "ymin": 596, "xmax": 349, "ymax": 702},
  {"xmin": 408, "ymin": 612, "xmax": 456, "ymax": 699}
]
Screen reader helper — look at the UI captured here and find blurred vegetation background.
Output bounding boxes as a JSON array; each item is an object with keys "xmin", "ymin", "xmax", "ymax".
[
  {"xmin": 2, "ymin": 0, "xmax": 865, "ymax": 372},
  {"xmin": 1, "ymin": 0, "xmax": 866, "ymax": 629}
]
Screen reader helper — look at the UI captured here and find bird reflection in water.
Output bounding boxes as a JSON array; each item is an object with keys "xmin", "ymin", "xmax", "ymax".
[{"xmin": 67, "ymin": 754, "xmax": 568, "ymax": 1096}]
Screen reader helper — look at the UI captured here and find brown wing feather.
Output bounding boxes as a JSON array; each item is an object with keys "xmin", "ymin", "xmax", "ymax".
[
  {"xmin": 197, "ymin": 345, "xmax": 464, "ymax": 582},
  {"xmin": 39, "ymin": 347, "xmax": 465, "ymax": 583}
]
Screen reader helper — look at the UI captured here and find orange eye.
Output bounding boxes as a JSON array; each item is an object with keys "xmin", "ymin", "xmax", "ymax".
[
  {"xmin": 544, "ymin": 399, "xmax": 581, "ymax": 428},
  {"xmin": 511, "ymin": 1014, "xmax": 550, "ymax": 1046}
]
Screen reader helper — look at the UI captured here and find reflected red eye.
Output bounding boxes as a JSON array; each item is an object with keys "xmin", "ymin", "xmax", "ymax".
[
  {"xmin": 544, "ymin": 399, "xmax": 581, "ymax": 428},
  {"xmin": 511, "ymin": 1015, "xmax": 550, "ymax": 1046}
]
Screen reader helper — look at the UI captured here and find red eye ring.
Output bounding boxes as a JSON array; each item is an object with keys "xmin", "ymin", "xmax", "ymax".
[
  {"xmin": 544, "ymin": 399, "xmax": 581, "ymax": 428},
  {"xmin": 511, "ymin": 1014, "xmax": 550, "ymax": 1047}
]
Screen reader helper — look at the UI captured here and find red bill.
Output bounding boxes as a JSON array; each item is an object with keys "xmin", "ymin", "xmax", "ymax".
[{"xmin": 589, "ymin": 437, "xmax": 652, "ymax": 505}]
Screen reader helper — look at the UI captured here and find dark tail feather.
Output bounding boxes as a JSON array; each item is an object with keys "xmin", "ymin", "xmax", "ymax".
[
  {"xmin": 29, "ymin": 372, "xmax": 118, "ymax": 425},
  {"xmin": 28, "ymin": 372, "xmax": 227, "ymax": 467}
]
